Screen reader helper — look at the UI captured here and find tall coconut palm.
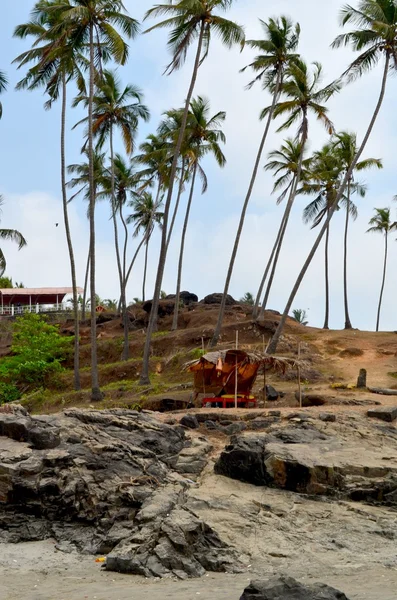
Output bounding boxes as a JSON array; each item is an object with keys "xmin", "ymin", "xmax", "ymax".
[
  {"xmin": 50, "ymin": 0, "xmax": 139, "ymax": 400},
  {"xmin": 140, "ymin": 0, "xmax": 244, "ymax": 384},
  {"xmin": 127, "ymin": 192, "xmax": 164, "ymax": 302},
  {"xmin": 0, "ymin": 70, "xmax": 8, "ymax": 118},
  {"xmin": 73, "ymin": 69, "xmax": 149, "ymax": 360},
  {"xmin": 0, "ymin": 196, "xmax": 27, "ymax": 276},
  {"xmin": 267, "ymin": 0, "xmax": 397, "ymax": 354},
  {"xmin": 211, "ymin": 15, "xmax": 300, "ymax": 346},
  {"xmin": 67, "ymin": 148, "xmax": 106, "ymax": 320},
  {"xmin": 163, "ymin": 96, "xmax": 226, "ymax": 331},
  {"xmin": 255, "ymin": 138, "xmax": 308, "ymax": 320},
  {"xmin": 367, "ymin": 208, "xmax": 397, "ymax": 331},
  {"xmin": 333, "ymin": 131, "xmax": 382, "ymax": 328},
  {"xmin": 256, "ymin": 60, "xmax": 339, "ymax": 324},
  {"xmin": 301, "ymin": 142, "xmax": 360, "ymax": 329},
  {"xmin": 13, "ymin": 0, "xmax": 88, "ymax": 391}
]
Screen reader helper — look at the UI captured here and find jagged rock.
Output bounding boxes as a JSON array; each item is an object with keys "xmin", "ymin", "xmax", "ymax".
[
  {"xmin": 215, "ymin": 423, "xmax": 397, "ymax": 502},
  {"xmin": 202, "ymin": 293, "xmax": 235, "ymax": 305},
  {"xmin": 180, "ymin": 415, "xmax": 199, "ymax": 429},
  {"xmin": 0, "ymin": 408, "xmax": 239, "ymax": 578},
  {"xmin": 265, "ymin": 385, "xmax": 279, "ymax": 401},
  {"xmin": 240, "ymin": 576, "xmax": 350, "ymax": 600}
]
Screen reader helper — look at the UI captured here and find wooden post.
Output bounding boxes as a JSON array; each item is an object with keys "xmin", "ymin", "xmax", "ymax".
[
  {"xmin": 297, "ymin": 342, "xmax": 302, "ymax": 408},
  {"xmin": 234, "ymin": 331, "xmax": 238, "ymax": 408}
]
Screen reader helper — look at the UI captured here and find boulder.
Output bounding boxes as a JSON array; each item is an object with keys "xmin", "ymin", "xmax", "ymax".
[
  {"xmin": 295, "ymin": 392, "xmax": 327, "ymax": 407},
  {"xmin": 202, "ymin": 293, "xmax": 235, "ymax": 305},
  {"xmin": 240, "ymin": 576, "xmax": 350, "ymax": 600},
  {"xmin": 265, "ymin": 385, "xmax": 279, "ymax": 401},
  {"xmin": 180, "ymin": 415, "xmax": 199, "ymax": 429},
  {"xmin": 142, "ymin": 299, "xmax": 175, "ymax": 317},
  {"xmin": 166, "ymin": 291, "xmax": 198, "ymax": 305},
  {"xmin": 367, "ymin": 406, "xmax": 397, "ymax": 423},
  {"xmin": 0, "ymin": 408, "xmax": 240, "ymax": 578}
]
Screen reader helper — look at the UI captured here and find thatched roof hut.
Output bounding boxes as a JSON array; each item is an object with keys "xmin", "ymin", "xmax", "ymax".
[{"xmin": 186, "ymin": 349, "xmax": 298, "ymax": 397}]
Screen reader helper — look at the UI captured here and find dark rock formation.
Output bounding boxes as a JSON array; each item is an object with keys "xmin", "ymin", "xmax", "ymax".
[
  {"xmin": 0, "ymin": 407, "xmax": 240, "ymax": 578},
  {"xmin": 367, "ymin": 406, "xmax": 397, "ymax": 422},
  {"xmin": 166, "ymin": 291, "xmax": 198, "ymax": 305},
  {"xmin": 215, "ymin": 422, "xmax": 397, "ymax": 503},
  {"xmin": 180, "ymin": 414, "xmax": 199, "ymax": 429},
  {"xmin": 142, "ymin": 299, "xmax": 175, "ymax": 317},
  {"xmin": 202, "ymin": 293, "xmax": 235, "ymax": 305},
  {"xmin": 357, "ymin": 368, "xmax": 367, "ymax": 388},
  {"xmin": 240, "ymin": 576, "xmax": 350, "ymax": 600},
  {"xmin": 265, "ymin": 385, "xmax": 279, "ymax": 401},
  {"xmin": 295, "ymin": 392, "xmax": 327, "ymax": 407}
]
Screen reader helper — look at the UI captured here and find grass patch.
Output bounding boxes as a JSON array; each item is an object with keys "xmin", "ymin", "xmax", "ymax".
[{"xmin": 388, "ymin": 372, "xmax": 397, "ymax": 379}]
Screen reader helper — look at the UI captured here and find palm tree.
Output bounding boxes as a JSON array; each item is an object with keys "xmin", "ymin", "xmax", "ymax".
[
  {"xmin": 301, "ymin": 143, "xmax": 359, "ymax": 329},
  {"xmin": 0, "ymin": 196, "xmax": 27, "ymax": 276},
  {"xmin": 13, "ymin": 0, "xmax": 87, "ymax": 391},
  {"xmin": 257, "ymin": 60, "xmax": 339, "ymax": 324},
  {"xmin": 73, "ymin": 69, "xmax": 149, "ymax": 360},
  {"xmin": 292, "ymin": 309, "xmax": 308, "ymax": 325},
  {"xmin": 333, "ymin": 131, "xmax": 382, "ymax": 329},
  {"xmin": 0, "ymin": 70, "xmax": 8, "ymax": 118},
  {"xmin": 161, "ymin": 96, "xmax": 226, "ymax": 331},
  {"xmin": 127, "ymin": 193, "xmax": 164, "ymax": 303},
  {"xmin": 140, "ymin": 0, "xmax": 244, "ymax": 384},
  {"xmin": 240, "ymin": 292, "xmax": 254, "ymax": 306},
  {"xmin": 256, "ymin": 138, "xmax": 308, "ymax": 320},
  {"xmin": 211, "ymin": 15, "xmax": 300, "ymax": 346},
  {"xmin": 51, "ymin": 0, "xmax": 139, "ymax": 400},
  {"xmin": 67, "ymin": 148, "xmax": 106, "ymax": 320},
  {"xmin": 367, "ymin": 208, "xmax": 396, "ymax": 332},
  {"xmin": 267, "ymin": 0, "xmax": 397, "ymax": 353}
]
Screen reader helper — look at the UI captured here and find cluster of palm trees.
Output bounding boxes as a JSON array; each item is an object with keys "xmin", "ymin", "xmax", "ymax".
[{"xmin": 0, "ymin": 0, "xmax": 396, "ymax": 399}]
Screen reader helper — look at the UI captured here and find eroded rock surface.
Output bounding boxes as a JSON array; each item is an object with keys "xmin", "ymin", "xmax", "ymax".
[
  {"xmin": 215, "ymin": 419, "xmax": 397, "ymax": 503},
  {"xmin": 0, "ymin": 407, "xmax": 240, "ymax": 578}
]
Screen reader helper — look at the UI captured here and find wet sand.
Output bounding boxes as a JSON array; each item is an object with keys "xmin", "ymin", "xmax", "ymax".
[{"xmin": 1, "ymin": 541, "xmax": 397, "ymax": 600}]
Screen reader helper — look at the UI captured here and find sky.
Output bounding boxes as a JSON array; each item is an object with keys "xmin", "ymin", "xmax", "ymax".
[{"xmin": 0, "ymin": 0, "xmax": 397, "ymax": 332}]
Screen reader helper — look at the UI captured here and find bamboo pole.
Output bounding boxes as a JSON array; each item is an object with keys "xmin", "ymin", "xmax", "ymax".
[{"xmin": 297, "ymin": 341, "xmax": 302, "ymax": 408}]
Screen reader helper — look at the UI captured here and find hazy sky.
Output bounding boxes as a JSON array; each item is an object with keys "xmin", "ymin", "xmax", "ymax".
[{"xmin": 0, "ymin": 0, "xmax": 396, "ymax": 331}]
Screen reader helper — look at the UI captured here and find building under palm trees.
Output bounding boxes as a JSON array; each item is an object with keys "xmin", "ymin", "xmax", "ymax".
[{"xmin": 0, "ymin": 287, "xmax": 83, "ymax": 316}]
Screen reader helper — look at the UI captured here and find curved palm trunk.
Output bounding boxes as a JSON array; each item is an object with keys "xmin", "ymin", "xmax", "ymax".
[
  {"xmin": 110, "ymin": 126, "xmax": 125, "ymax": 313},
  {"xmin": 140, "ymin": 21, "xmax": 206, "ymax": 385},
  {"xmin": 142, "ymin": 237, "xmax": 149, "ymax": 302},
  {"xmin": 88, "ymin": 23, "xmax": 102, "ymax": 400},
  {"xmin": 125, "ymin": 236, "xmax": 146, "ymax": 286},
  {"xmin": 119, "ymin": 202, "xmax": 130, "ymax": 360},
  {"xmin": 252, "ymin": 184, "xmax": 292, "ymax": 320},
  {"xmin": 343, "ymin": 180, "xmax": 352, "ymax": 329},
  {"xmin": 166, "ymin": 159, "xmax": 186, "ymax": 250},
  {"xmin": 172, "ymin": 162, "xmax": 197, "ymax": 331},
  {"xmin": 376, "ymin": 233, "xmax": 388, "ymax": 332},
  {"xmin": 61, "ymin": 75, "xmax": 80, "ymax": 391},
  {"xmin": 210, "ymin": 69, "xmax": 283, "ymax": 348},
  {"xmin": 82, "ymin": 244, "xmax": 90, "ymax": 321},
  {"xmin": 259, "ymin": 176, "xmax": 298, "ymax": 317},
  {"xmin": 267, "ymin": 54, "xmax": 390, "ymax": 354},
  {"xmin": 323, "ymin": 220, "xmax": 330, "ymax": 329}
]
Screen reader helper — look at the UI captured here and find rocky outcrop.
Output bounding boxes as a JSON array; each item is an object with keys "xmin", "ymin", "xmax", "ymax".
[
  {"xmin": 202, "ymin": 293, "xmax": 235, "ymax": 305},
  {"xmin": 240, "ymin": 576, "xmax": 350, "ymax": 600},
  {"xmin": 0, "ymin": 407, "xmax": 240, "ymax": 578},
  {"xmin": 215, "ymin": 421, "xmax": 397, "ymax": 504},
  {"xmin": 166, "ymin": 291, "xmax": 198, "ymax": 305}
]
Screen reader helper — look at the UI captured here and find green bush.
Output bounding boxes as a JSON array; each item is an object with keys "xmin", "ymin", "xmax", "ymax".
[
  {"xmin": 0, "ymin": 382, "xmax": 21, "ymax": 405},
  {"xmin": 0, "ymin": 313, "xmax": 73, "ymax": 388}
]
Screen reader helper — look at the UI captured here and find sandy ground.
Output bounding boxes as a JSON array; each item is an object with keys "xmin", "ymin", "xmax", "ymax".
[{"xmin": 1, "ymin": 541, "xmax": 397, "ymax": 600}]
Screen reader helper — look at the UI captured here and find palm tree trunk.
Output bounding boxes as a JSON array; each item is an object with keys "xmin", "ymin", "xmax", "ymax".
[
  {"xmin": 252, "ymin": 184, "xmax": 291, "ymax": 320},
  {"xmin": 140, "ymin": 21, "xmax": 206, "ymax": 385},
  {"xmin": 376, "ymin": 233, "xmax": 388, "ymax": 332},
  {"xmin": 125, "ymin": 236, "xmax": 146, "ymax": 286},
  {"xmin": 142, "ymin": 238, "xmax": 149, "ymax": 303},
  {"xmin": 210, "ymin": 69, "xmax": 283, "ymax": 348},
  {"xmin": 82, "ymin": 244, "xmax": 90, "ymax": 321},
  {"xmin": 61, "ymin": 75, "xmax": 80, "ymax": 391},
  {"xmin": 119, "ymin": 201, "xmax": 130, "ymax": 360},
  {"xmin": 166, "ymin": 159, "xmax": 186, "ymax": 250},
  {"xmin": 267, "ymin": 54, "xmax": 390, "ymax": 355},
  {"xmin": 323, "ymin": 220, "xmax": 330, "ymax": 329},
  {"xmin": 172, "ymin": 162, "xmax": 197, "ymax": 331},
  {"xmin": 110, "ymin": 126, "xmax": 124, "ymax": 312},
  {"xmin": 343, "ymin": 180, "xmax": 352, "ymax": 329},
  {"xmin": 88, "ymin": 23, "xmax": 102, "ymax": 400},
  {"xmin": 259, "ymin": 177, "xmax": 298, "ymax": 318}
]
